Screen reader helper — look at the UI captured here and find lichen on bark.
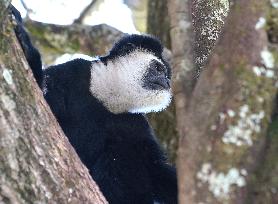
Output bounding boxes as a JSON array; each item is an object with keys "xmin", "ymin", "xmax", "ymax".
[
  {"xmin": 192, "ymin": 0, "xmax": 230, "ymax": 75},
  {"xmin": 247, "ymin": 116, "xmax": 278, "ymax": 203},
  {"xmin": 175, "ymin": 0, "xmax": 278, "ymax": 203}
]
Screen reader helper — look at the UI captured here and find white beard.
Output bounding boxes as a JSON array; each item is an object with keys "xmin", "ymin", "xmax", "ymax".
[{"xmin": 90, "ymin": 50, "xmax": 172, "ymax": 114}]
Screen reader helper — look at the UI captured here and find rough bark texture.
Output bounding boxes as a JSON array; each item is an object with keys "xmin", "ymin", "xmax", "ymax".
[
  {"xmin": 147, "ymin": 0, "xmax": 230, "ymax": 163},
  {"xmin": 168, "ymin": 2, "xmax": 195, "ymax": 201},
  {"xmin": 0, "ymin": 2, "xmax": 107, "ymax": 203},
  {"xmin": 246, "ymin": 4, "xmax": 278, "ymax": 203},
  {"xmin": 192, "ymin": 0, "xmax": 229, "ymax": 75},
  {"xmin": 177, "ymin": 0, "xmax": 277, "ymax": 203},
  {"xmin": 248, "ymin": 115, "xmax": 278, "ymax": 204},
  {"xmin": 167, "ymin": 0, "xmax": 230, "ymax": 201}
]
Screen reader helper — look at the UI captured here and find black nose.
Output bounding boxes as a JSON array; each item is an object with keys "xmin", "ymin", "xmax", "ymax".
[{"xmin": 151, "ymin": 77, "xmax": 170, "ymax": 90}]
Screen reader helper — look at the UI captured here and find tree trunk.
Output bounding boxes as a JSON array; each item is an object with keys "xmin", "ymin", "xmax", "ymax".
[
  {"xmin": 0, "ymin": 2, "xmax": 107, "ymax": 203},
  {"xmin": 175, "ymin": 0, "xmax": 277, "ymax": 203},
  {"xmin": 146, "ymin": 0, "xmax": 230, "ymax": 164},
  {"xmin": 246, "ymin": 4, "xmax": 278, "ymax": 203}
]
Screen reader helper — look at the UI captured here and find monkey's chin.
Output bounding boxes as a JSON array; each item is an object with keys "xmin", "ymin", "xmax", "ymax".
[{"xmin": 129, "ymin": 90, "xmax": 172, "ymax": 114}]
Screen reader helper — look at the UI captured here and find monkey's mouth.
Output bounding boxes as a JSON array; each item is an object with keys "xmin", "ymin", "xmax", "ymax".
[{"xmin": 148, "ymin": 77, "xmax": 170, "ymax": 90}]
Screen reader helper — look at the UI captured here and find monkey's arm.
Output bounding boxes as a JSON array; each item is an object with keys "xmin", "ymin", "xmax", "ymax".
[{"xmin": 10, "ymin": 5, "xmax": 43, "ymax": 87}]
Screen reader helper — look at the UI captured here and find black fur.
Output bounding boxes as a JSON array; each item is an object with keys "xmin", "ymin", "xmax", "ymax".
[
  {"xmin": 10, "ymin": 5, "xmax": 43, "ymax": 87},
  {"xmin": 100, "ymin": 34, "xmax": 172, "ymax": 79},
  {"xmin": 11, "ymin": 6, "xmax": 177, "ymax": 204},
  {"xmin": 102, "ymin": 34, "xmax": 163, "ymax": 60}
]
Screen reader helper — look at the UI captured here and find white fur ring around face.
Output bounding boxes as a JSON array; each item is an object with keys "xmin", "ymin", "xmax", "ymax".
[{"xmin": 90, "ymin": 51, "xmax": 172, "ymax": 114}]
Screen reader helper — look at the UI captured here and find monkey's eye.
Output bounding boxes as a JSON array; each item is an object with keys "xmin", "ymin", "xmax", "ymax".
[
  {"xmin": 151, "ymin": 60, "xmax": 165, "ymax": 73},
  {"xmin": 155, "ymin": 63, "xmax": 164, "ymax": 72}
]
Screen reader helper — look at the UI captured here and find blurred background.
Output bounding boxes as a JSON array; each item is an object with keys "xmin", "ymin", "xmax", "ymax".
[
  {"xmin": 9, "ymin": 0, "xmax": 278, "ymax": 203},
  {"xmin": 12, "ymin": 0, "xmax": 139, "ymax": 33}
]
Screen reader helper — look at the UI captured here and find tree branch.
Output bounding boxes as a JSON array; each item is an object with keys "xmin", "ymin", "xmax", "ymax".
[{"xmin": 73, "ymin": 0, "xmax": 97, "ymax": 24}]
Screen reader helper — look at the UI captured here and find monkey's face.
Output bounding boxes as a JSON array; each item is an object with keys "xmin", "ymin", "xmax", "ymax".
[{"xmin": 90, "ymin": 50, "xmax": 172, "ymax": 114}]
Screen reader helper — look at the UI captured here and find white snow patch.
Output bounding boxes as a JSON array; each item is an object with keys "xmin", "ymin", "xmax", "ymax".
[
  {"xmin": 197, "ymin": 164, "xmax": 246, "ymax": 199},
  {"xmin": 222, "ymin": 105, "xmax": 265, "ymax": 146},
  {"xmin": 255, "ymin": 17, "xmax": 266, "ymax": 30},
  {"xmin": 261, "ymin": 49, "xmax": 275, "ymax": 69},
  {"xmin": 3, "ymin": 69, "xmax": 13, "ymax": 85}
]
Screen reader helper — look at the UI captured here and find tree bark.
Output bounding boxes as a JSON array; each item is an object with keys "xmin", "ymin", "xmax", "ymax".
[
  {"xmin": 24, "ymin": 20, "xmax": 123, "ymax": 64},
  {"xmin": 246, "ymin": 4, "xmax": 278, "ymax": 203},
  {"xmin": 176, "ymin": 0, "xmax": 277, "ymax": 203},
  {"xmin": 0, "ymin": 2, "xmax": 107, "ymax": 203},
  {"xmin": 192, "ymin": 0, "xmax": 229, "ymax": 74},
  {"xmin": 248, "ymin": 115, "xmax": 278, "ymax": 203}
]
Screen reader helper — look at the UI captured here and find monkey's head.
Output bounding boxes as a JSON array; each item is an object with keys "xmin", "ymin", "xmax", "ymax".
[{"xmin": 90, "ymin": 34, "xmax": 172, "ymax": 114}]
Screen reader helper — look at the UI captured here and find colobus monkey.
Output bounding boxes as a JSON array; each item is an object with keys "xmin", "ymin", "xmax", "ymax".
[{"xmin": 11, "ymin": 5, "xmax": 177, "ymax": 204}]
